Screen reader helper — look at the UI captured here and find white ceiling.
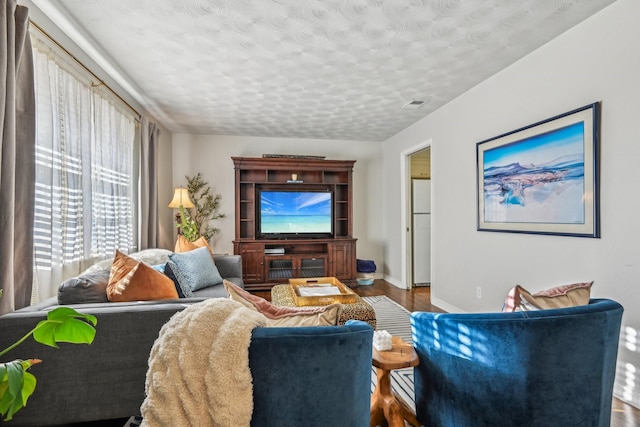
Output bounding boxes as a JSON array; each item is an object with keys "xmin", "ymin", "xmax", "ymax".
[{"xmin": 34, "ymin": 0, "xmax": 616, "ymax": 142}]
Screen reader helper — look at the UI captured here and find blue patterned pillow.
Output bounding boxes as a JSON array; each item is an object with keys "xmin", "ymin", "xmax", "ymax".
[{"xmin": 168, "ymin": 247, "xmax": 223, "ymax": 293}]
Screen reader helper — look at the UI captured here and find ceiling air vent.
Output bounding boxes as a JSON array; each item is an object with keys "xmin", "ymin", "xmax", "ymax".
[{"xmin": 401, "ymin": 100, "xmax": 426, "ymax": 110}]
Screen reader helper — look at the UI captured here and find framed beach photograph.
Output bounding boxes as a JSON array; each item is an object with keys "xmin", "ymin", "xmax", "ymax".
[{"xmin": 476, "ymin": 102, "xmax": 600, "ymax": 237}]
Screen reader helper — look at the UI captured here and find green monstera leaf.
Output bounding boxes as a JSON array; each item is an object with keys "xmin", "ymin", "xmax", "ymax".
[
  {"xmin": 0, "ymin": 306, "xmax": 97, "ymax": 421},
  {"xmin": 32, "ymin": 307, "xmax": 97, "ymax": 348},
  {"xmin": 0, "ymin": 359, "xmax": 39, "ymax": 421}
]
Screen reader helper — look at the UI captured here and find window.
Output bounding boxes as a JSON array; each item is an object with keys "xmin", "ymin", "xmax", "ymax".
[{"xmin": 30, "ymin": 28, "xmax": 138, "ymax": 302}]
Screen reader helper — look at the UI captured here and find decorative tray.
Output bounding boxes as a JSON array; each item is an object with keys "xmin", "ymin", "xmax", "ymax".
[{"xmin": 289, "ymin": 277, "xmax": 357, "ymax": 306}]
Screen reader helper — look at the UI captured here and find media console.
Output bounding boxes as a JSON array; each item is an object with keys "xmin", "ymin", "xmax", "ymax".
[{"xmin": 232, "ymin": 157, "xmax": 357, "ymax": 290}]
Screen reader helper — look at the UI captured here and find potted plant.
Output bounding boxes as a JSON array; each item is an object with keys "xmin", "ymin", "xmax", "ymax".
[
  {"xmin": 0, "ymin": 290, "xmax": 97, "ymax": 421},
  {"xmin": 177, "ymin": 205, "xmax": 200, "ymax": 242},
  {"xmin": 184, "ymin": 173, "xmax": 225, "ymax": 242}
]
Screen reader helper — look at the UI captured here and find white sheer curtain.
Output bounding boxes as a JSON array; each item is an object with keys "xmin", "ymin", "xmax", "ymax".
[
  {"xmin": 31, "ymin": 30, "xmax": 137, "ymax": 302},
  {"xmin": 91, "ymin": 91, "xmax": 136, "ymax": 256}
]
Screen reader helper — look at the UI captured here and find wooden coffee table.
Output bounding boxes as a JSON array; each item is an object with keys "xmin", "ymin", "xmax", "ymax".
[
  {"xmin": 370, "ymin": 336, "xmax": 420, "ymax": 427},
  {"xmin": 270, "ymin": 284, "xmax": 377, "ymax": 328}
]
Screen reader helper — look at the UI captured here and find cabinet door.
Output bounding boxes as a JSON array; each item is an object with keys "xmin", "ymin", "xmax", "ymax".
[
  {"xmin": 328, "ymin": 241, "xmax": 355, "ymax": 280},
  {"xmin": 265, "ymin": 255, "xmax": 327, "ymax": 281},
  {"xmin": 266, "ymin": 256, "xmax": 294, "ymax": 281},
  {"xmin": 239, "ymin": 244, "xmax": 264, "ymax": 284},
  {"xmin": 298, "ymin": 256, "xmax": 326, "ymax": 278}
]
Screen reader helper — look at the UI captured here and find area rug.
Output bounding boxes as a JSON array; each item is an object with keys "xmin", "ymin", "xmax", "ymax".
[{"xmin": 362, "ymin": 295, "xmax": 416, "ymax": 412}]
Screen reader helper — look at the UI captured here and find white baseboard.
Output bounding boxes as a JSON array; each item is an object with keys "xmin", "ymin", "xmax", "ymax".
[
  {"xmin": 382, "ymin": 274, "xmax": 404, "ymax": 289},
  {"xmin": 430, "ymin": 297, "xmax": 464, "ymax": 314},
  {"xmin": 614, "ymin": 382, "xmax": 640, "ymax": 410},
  {"xmin": 614, "ymin": 346, "xmax": 640, "ymax": 410}
]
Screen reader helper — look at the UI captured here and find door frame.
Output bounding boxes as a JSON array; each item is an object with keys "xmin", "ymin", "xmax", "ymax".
[{"xmin": 400, "ymin": 139, "xmax": 432, "ymax": 290}]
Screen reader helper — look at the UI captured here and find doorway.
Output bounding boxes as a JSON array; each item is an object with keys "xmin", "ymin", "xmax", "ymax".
[{"xmin": 406, "ymin": 147, "xmax": 431, "ymax": 288}]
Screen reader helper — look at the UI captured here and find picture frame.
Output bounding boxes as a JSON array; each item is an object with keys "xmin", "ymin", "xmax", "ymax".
[{"xmin": 476, "ymin": 102, "xmax": 600, "ymax": 237}]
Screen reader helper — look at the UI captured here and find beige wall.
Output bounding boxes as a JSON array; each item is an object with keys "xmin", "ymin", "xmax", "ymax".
[{"xmin": 382, "ymin": 0, "xmax": 640, "ymax": 407}]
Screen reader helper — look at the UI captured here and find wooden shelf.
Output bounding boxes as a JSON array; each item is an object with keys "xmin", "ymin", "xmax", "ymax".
[{"xmin": 232, "ymin": 157, "xmax": 356, "ymax": 289}]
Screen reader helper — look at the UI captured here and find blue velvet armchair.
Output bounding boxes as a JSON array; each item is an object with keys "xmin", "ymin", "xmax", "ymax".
[
  {"xmin": 410, "ymin": 299, "xmax": 623, "ymax": 427},
  {"xmin": 250, "ymin": 320, "xmax": 373, "ymax": 427}
]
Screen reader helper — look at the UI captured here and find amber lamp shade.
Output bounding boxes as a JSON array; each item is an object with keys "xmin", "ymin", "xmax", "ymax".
[{"xmin": 168, "ymin": 187, "xmax": 195, "ymax": 209}]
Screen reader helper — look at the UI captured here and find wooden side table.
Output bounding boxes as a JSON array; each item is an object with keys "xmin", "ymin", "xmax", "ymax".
[{"xmin": 370, "ymin": 336, "xmax": 420, "ymax": 427}]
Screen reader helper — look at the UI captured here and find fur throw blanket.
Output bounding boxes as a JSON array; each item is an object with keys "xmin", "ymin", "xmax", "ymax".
[{"xmin": 140, "ymin": 298, "xmax": 267, "ymax": 427}]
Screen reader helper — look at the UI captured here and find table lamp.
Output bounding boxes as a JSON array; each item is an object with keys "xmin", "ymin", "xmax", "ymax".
[{"xmin": 168, "ymin": 187, "xmax": 195, "ymax": 230}]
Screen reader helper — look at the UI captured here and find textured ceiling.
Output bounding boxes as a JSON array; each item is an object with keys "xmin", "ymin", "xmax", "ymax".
[{"xmin": 36, "ymin": 0, "xmax": 616, "ymax": 142}]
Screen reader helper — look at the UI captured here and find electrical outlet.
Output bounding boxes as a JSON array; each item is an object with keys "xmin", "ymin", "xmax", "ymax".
[{"xmin": 476, "ymin": 286, "xmax": 482, "ymax": 299}]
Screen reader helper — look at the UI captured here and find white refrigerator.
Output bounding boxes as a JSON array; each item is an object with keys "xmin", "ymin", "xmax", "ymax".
[{"xmin": 412, "ymin": 179, "xmax": 431, "ymax": 285}]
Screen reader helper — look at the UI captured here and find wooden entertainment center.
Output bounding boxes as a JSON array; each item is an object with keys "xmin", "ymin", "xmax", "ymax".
[{"xmin": 232, "ymin": 156, "xmax": 357, "ymax": 290}]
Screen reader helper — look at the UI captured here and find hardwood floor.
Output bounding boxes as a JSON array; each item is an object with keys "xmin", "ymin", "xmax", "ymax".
[
  {"xmin": 255, "ymin": 278, "xmax": 440, "ymax": 312},
  {"xmin": 352, "ymin": 279, "xmax": 439, "ymax": 312},
  {"xmin": 349, "ymin": 279, "xmax": 640, "ymax": 427}
]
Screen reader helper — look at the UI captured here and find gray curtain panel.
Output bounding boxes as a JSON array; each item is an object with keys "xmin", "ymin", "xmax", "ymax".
[
  {"xmin": 139, "ymin": 116, "xmax": 160, "ymax": 250},
  {"xmin": 0, "ymin": 0, "xmax": 36, "ymax": 314}
]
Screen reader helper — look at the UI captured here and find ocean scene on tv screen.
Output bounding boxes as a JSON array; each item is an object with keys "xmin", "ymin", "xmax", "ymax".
[{"xmin": 261, "ymin": 191, "xmax": 332, "ymax": 233}]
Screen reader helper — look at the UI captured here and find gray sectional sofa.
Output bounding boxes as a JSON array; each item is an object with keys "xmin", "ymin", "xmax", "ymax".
[{"xmin": 0, "ymin": 250, "xmax": 244, "ymax": 426}]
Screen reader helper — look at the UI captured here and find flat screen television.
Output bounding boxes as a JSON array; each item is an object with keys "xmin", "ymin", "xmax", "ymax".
[{"xmin": 258, "ymin": 189, "xmax": 333, "ymax": 239}]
